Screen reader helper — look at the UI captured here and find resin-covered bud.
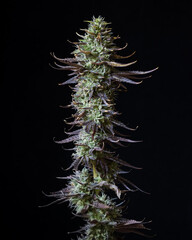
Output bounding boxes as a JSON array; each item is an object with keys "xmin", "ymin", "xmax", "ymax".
[{"xmin": 49, "ymin": 16, "xmax": 158, "ymax": 240}]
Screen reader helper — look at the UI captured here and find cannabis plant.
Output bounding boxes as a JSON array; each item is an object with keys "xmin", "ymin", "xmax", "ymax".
[{"xmin": 48, "ymin": 16, "xmax": 157, "ymax": 240}]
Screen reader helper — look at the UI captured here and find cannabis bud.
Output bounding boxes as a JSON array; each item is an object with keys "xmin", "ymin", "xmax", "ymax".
[{"xmin": 48, "ymin": 16, "xmax": 157, "ymax": 240}]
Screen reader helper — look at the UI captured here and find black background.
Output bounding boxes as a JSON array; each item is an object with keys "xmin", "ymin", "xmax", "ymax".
[{"xmin": 3, "ymin": 0, "xmax": 192, "ymax": 239}]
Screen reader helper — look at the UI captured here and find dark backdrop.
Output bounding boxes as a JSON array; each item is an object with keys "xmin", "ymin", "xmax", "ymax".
[{"xmin": 3, "ymin": 0, "xmax": 192, "ymax": 240}]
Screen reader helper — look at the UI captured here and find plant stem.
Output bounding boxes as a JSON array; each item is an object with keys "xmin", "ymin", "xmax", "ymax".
[{"xmin": 92, "ymin": 161, "xmax": 98, "ymax": 179}]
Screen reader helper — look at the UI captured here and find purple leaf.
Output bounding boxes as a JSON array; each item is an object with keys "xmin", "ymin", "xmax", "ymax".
[
  {"xmin": 112, "ymin": 51, "xmax": 136, "ymax": 59},
  {"xmin": 107, "ymin": 135, "xmax": 142, "ymax": 143},
  {"xmin": 64, "ymin": 129, "xmax": 81, "ymax": 135},
  {"xmin": 112, "ymin": 74, "xmax": 143, "ymax": 85},
  {"xmin": 53, "ymin": 134, "xmax": 79, "ymax": 144},
  {"xmin": 111, "ymin": 42, "xmax": 128, "ymax": 51},
  {"xmin": 106, "ymin": 60, "xmax": 137, "ymax": 67},
  {"xmin": 58, "ymin": 76, "xmax": 77, "ymax": 85},
  {"xmin": 118, "ymin": 176, "xmax": 150, "ymax": 194},
  {"xmin": 115, "ymin": 136, "xmax": 142, "ymax": 143},
  {"xmin": 49, "ymin": 63, "xmax": 77, "ymax": 71},
  {"xmin": 50, "ymin": 52, "xmax": 77, "ymax": 62},
  {"xmin": 117, "ymin": 67, "xmax": 159, "ymax": 76},
  {"xmin": 112, "ymin": 120, "xmax": 138, "ymax": 131},
  {"xmin": 105, "ymin": 156, "xmax": 142, "ymax": 170}
]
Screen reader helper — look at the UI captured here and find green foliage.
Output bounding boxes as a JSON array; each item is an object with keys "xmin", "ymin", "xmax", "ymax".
[{"xmin": 50, "ymin": 16, "xmax": 157, "ymax": 240}]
